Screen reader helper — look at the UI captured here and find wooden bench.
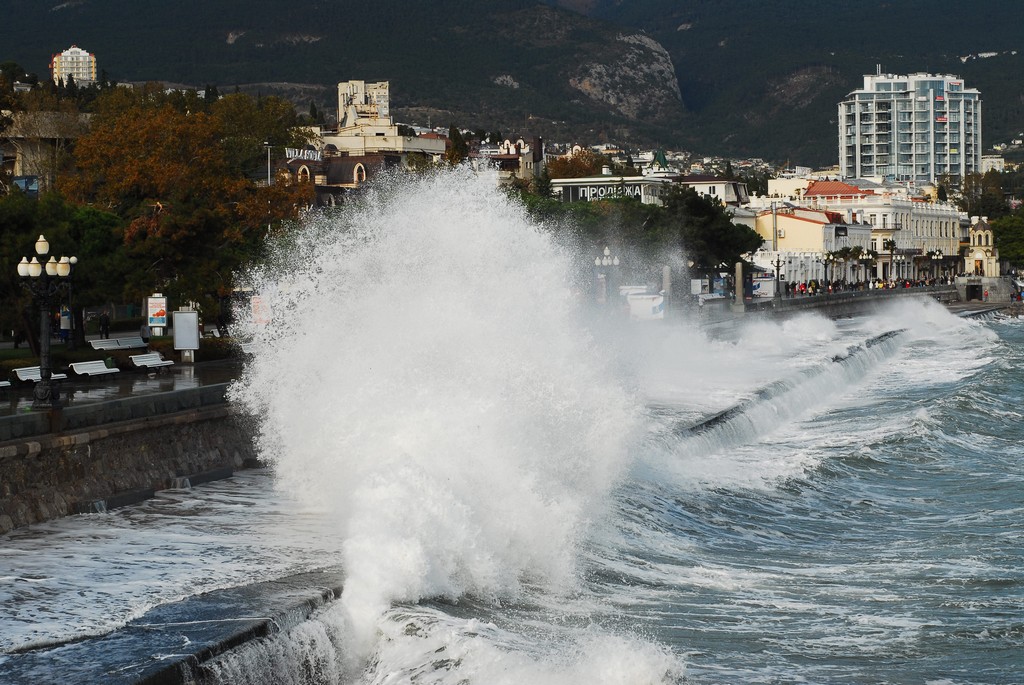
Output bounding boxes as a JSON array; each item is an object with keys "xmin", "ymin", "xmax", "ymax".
[
  {"xmin": 238, "ymin": 341, "xmax": 256, "ymax": 354},
  {"xmin": 13, "ymin": 366, "xmax": 69, "ymax": 382},
  {"xmin": 129, "ymin": 352, "xmax": 174, "ymax": 370},
  {"xmin": 0, "ymin": 380, "xmax": 10, "ymax": 389},
  {"xmin": 89, "ymin": 338, "xmax": 121, "ymax": 350},
  {"xmin": 69, "ymin": 360, "xmax": 120, "ymax": 377}
]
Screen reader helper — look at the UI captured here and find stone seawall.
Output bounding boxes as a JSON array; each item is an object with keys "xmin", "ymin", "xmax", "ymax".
[{"xmin": 0, "ymin": 405, "xmax": 259, "ymax": 535}]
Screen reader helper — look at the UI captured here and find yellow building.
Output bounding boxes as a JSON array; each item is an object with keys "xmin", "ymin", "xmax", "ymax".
[
  {"xmin": 749, "ymin": 204, "xmax": 873, "ymax": 283},
  {"xmin": 966, "ymin": 216, "xmax": 999, "ymax": 277}
]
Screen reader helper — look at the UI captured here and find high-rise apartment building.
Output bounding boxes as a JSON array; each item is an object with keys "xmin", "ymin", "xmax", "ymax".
[
  {"xmin": 50, "ymin": 45, "xmax": 97, "ymax": 86},
  {"xmin": 838, "ymin": 70, "xmax": 981, "ymax": 186}
]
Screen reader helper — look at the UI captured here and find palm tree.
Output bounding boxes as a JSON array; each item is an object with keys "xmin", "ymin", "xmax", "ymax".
[
  {"xmin": 882, "ymin": 239, "xmax": 897, "ymax": 281},
  {"xmin": 845, "ymin": 245, "xmax": 863, "ymax": 284}
]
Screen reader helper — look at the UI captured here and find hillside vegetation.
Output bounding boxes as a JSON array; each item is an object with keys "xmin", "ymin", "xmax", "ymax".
[{"xmin": 4, "ymin": 0, "xmax": 1024, "ymax": 166}]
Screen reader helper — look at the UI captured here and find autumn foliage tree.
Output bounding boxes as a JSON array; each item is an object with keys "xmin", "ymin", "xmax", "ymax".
[
  {"xmin": 545, "ymin": 148, "xmax": 608, "ymax": 178},
  {"xmin": 59, "ymin": 87, "xmax": 314, "ymax": 314}
]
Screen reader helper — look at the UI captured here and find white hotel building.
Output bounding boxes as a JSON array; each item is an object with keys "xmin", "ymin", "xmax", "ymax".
[
  {"xmin": 838, "ymin": 71, "xmax": 981, "ymax": 186},
  {"xmin": 50, "ymin": 45, "xmax": 97, "ymax": 86}
]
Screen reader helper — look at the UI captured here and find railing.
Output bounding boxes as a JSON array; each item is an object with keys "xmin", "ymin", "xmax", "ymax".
[{"xmin": 741, "ymin": 285, "xmax": 958, "ymax": 315}]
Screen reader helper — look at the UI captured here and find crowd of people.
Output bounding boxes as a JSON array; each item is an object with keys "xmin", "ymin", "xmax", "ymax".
[{"xmin": 783, "ymin": 275, "xmax": 955, "ymax": 297}]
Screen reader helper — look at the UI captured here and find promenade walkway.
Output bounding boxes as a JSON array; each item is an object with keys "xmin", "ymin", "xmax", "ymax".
[
  {"xmin": 0, "ymin": 332, "xmax": 244, "ymax": 442},
  {"xmin": 0, "ymin": 358, "xmax": 241, "ymax": 419}
]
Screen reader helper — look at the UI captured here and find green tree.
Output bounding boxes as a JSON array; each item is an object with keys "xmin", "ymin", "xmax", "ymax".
[
  {"xmin": 0, "ymin": 191, "xmax": 126, "ymax": 348},
  {"xmin": 955, "ymin": 171, "xmax": 1010, "ymax": 219},
  {"xmin": 739, "ymin": 169, "xmax": 769, "ymax": 196},
  {"xmin": 59, "ymin": 90, "xmax": 314, "ymax": 315},
  {"xmin": 211, "ymin": 93, "xmax": 312, "ymax": 176},
  {"xmin": 445, "ymin": 124, "xmax": 469, "ymax": 165},
  {"xmin": 660, "ymin": 186, "xmax": 763, "ymax": 268},
  {"xmin": 532, "ymin": 166, "xmax": 553, "ymax": 198},
  {"xmin": 992, "ymin": 214, "xmax": 1024, "ymax": 267},
  {"xmin": 404, "ymin": 151, "xmax": 436, "ymax": 172}
]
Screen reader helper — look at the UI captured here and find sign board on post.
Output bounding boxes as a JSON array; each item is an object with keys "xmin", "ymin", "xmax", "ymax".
[
  {"xmin": 147, "ymin": 294, "xmax": 168, "ymax": 336},
  {"xmin": 752, "ymin": 275, "xmax": 776, "ymax": 298},
  {"xmin": 251, "ymin": 295, "xmax": 272, "ymax": 325},
  {"xmin": 172, "ymin": 310, "xmax": 200, "ymax": 363}
]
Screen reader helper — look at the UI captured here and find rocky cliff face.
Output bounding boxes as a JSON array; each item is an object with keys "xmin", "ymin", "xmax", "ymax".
[{"xmin": 569, "ymin": 33, "xmax": 684, "ymax": 123}]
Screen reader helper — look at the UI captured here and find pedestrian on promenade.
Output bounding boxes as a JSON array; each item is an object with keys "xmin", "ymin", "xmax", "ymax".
[
  {"xmin": 140, "ymin": 322, "xmax": 151, "ymax": 345},
  {"xmin": 59, "ymin": 305, "xmax": 71, "ymax": 343},
  {"xmin": 99, "ymin": 310, "xmax": 110, "ymax": 339}
]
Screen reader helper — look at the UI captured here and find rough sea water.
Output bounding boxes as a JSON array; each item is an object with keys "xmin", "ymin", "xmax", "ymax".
[{"xmin": 2, "ymin": 168, "xmax": 1022, "ymax": 684}]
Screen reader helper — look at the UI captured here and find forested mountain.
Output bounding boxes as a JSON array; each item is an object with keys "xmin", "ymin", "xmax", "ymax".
[
  {"xmin": 4, "ymin": 0, "xmax": 1024, "ymax": 167},
  {"xmin": 546, "ymin": 0, "xmax": 1024, "ymax": 165}
]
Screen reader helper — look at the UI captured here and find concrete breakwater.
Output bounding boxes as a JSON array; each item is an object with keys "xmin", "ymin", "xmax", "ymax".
[
  {"xmin": 1, "ymin": 569, "xmax": 345, "ymax": 685},
  {"xmin": 0, "ymin": 386, "xmax": 258, "ymax": 535}
]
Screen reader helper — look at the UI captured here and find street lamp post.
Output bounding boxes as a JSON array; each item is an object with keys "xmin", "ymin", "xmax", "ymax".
[
  {"xmin": 263, "ymin": 141, "xmax": 273, "ymax": 235},
  {"xmin": 263, "ymin": 140, "xmax": 272, "ymax": 186},
  {"xmin": 770, "ymin": 255, "xmax": 784, "ymax": 298},
  {"xmin": 17, "ymin": 234, "xmax": 77, "ymax": 411},
  {"xmin": 931, "ymin": 249, "xmax": 943, "ymax": 281},
  {"xmin": 594, "ymin": 246, "xmax": 620, "ymax": 307},
  {"xmin": 817, "ymin": 253, "xmax": 836, "ymax": 288}
]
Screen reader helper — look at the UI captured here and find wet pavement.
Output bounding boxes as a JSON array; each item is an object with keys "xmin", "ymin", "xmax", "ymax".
[{"xmin": 0, "ymin": 355, "xmax": 244, "ymax": 419}]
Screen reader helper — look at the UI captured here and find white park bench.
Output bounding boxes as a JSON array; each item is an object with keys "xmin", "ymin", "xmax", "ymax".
[
  {"xmin": 13, "ymin": 366, "xmax": 69, "ymax": 382},
  {"xmin": 89, "ymin": 339, "xmax": 121, "ymax": 351},
  {"xmin": 69, "ymin": 360, "xmax": 120, "ymax": 377},
  {"xmin": 115, "ymin": 336, "xmax": 148, "ymax": 349},
  {"xmin": 0, "ymin": 380, "xmax": 10, "ymax": 389},
  {"xmin": 129, "ymin": 352, "xmax": 174, "ymax": 370}
]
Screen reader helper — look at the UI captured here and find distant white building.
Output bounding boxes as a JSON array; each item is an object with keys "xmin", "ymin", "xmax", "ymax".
[
  {"xmin": 550, "ymin": 173, "xmax": 675, "ymax": 206},
  {"xmin": 981, "ymin": 155, "xmax": 1005, "ymax": 173},
  {"xmin": 50, "ymin": 45, "xmax": 97, "ymax": 86},
  {"xmin": 319, "ymin": 81, "xmax": 446, "ymax": 159},
  {"xmin": 802, "ymin": 179, "xmax": 961, "ymax": 280},
  {"xmin": 750, "ymin": 174, "xmax": 963, "ymax": 281},
  {"xmin": 278, "ymin": 80, "xmax": 447, "ymax": 205},
  {"xmin": 678, "ymin": 174, "xmax": 749, "ymax": 206},
  {"xmin": 471, "ymin": 135, "xmax": 545, "ymax": 185},
  {"xmin": 838, "ymin": 69, "xmax": 982, "ymax": 185}
]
